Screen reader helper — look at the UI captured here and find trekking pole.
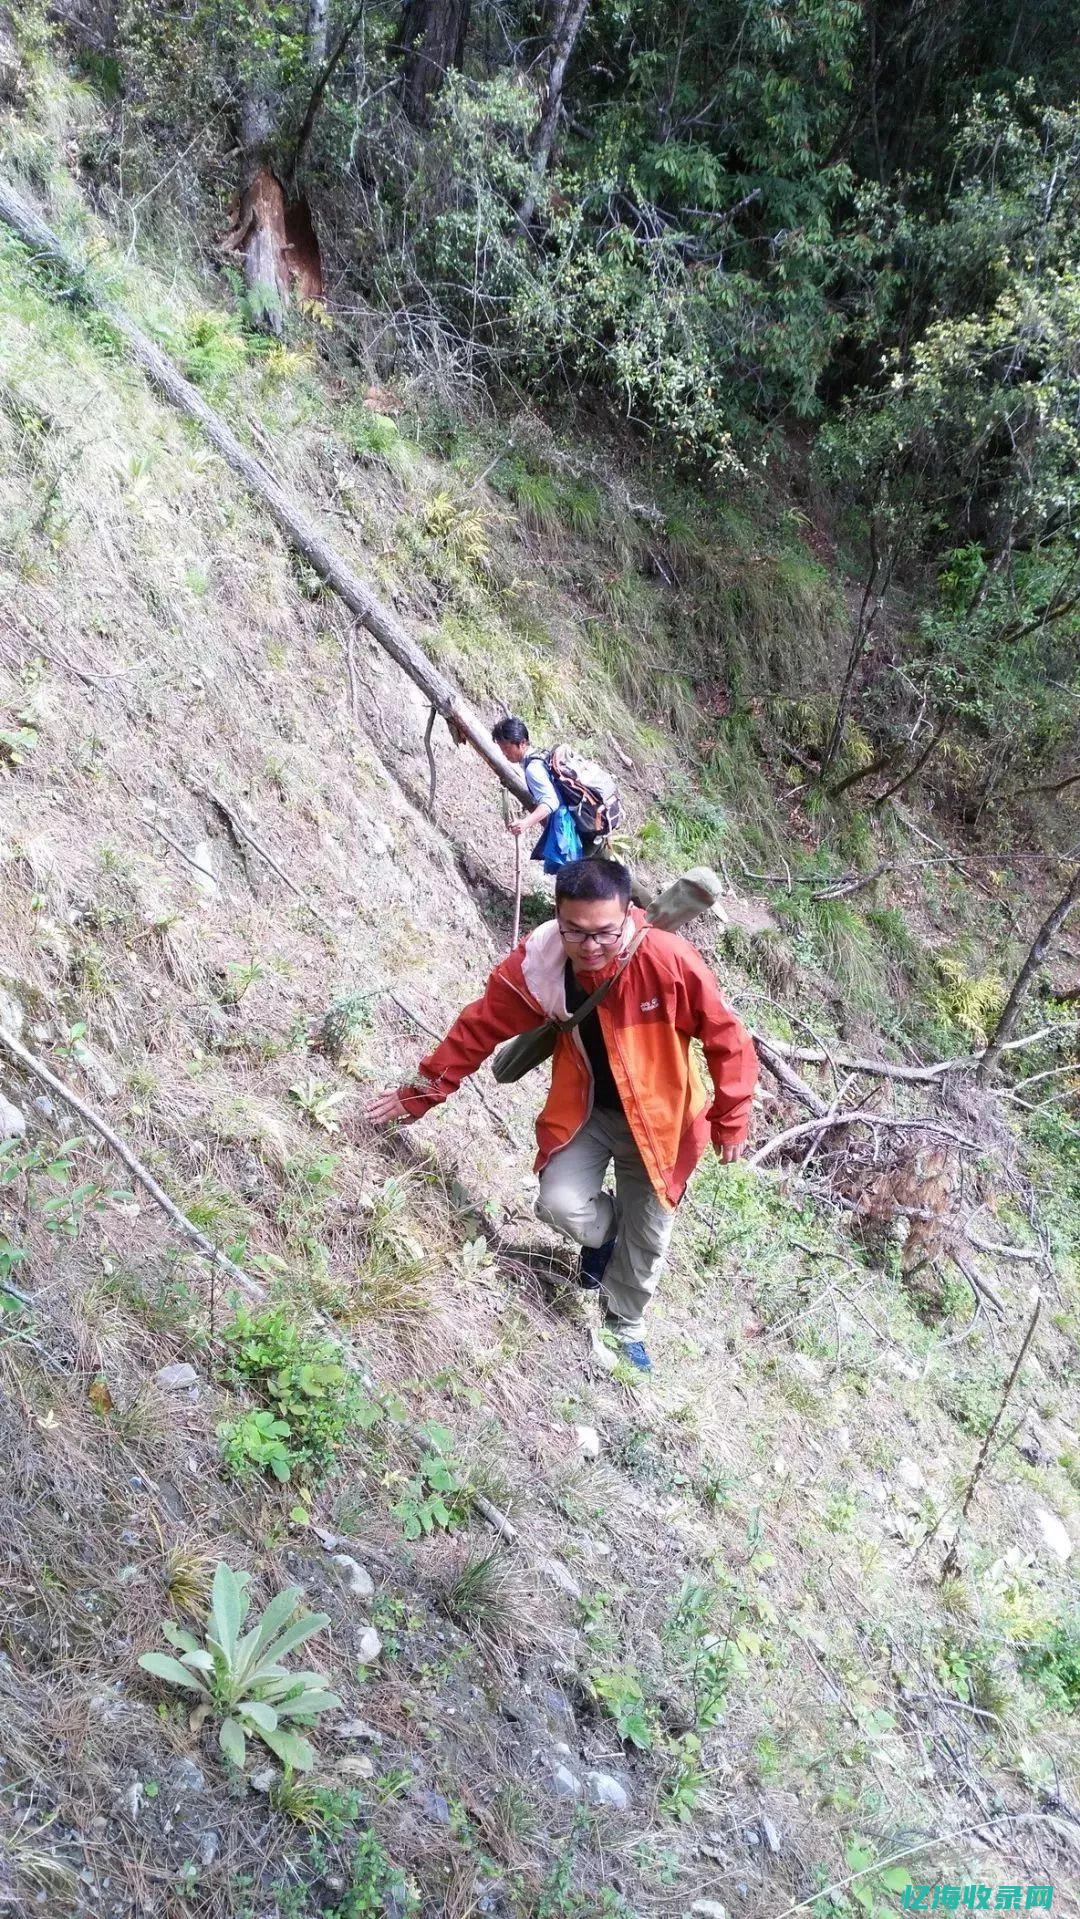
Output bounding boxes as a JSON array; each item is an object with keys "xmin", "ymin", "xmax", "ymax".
[{"xmin": 511, "ymin": 832, "xmax": 522, "ymax": 949}]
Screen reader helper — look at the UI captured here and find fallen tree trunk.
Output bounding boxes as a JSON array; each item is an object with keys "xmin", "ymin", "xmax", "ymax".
[{"xmin": 0, "ymin": 175, "xmax": 529, "ymax": 809}]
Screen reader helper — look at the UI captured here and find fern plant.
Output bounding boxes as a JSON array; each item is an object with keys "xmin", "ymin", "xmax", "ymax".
[{"xmin": 139, "ymin": 1562, "xmax": 339, "ymax": 1771}]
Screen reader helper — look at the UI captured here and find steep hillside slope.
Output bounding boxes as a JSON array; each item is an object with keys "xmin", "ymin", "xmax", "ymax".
[{"xmin": 1, "ymin": 37, "xmax": 1079, "ymax": 1919}]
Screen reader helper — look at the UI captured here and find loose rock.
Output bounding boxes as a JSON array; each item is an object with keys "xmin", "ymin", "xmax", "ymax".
[
  {"xmin": 691, "ymin": 1903, "xmax": 729, "ymax": 1919},
  {"xmin": 335, "ymin": 1718, "xmax": 381, "ymax": 1743},
  {"xmin": 356, "ymin": 1625, "xmax": 382, "ymax": 1664},
  {"xmin": 0, "ymin": 1094, "xmax": 26, "ymax": 1141},
  {"xmin": 895, "ymin": 1457, "xmax": 925, "ymax": 1493},
  {"xmin": 250, "ymin": 1767, "xmax": 278, "ymax": 1794},
  {"xmin": 198, "ymin": 1832, "xmax": 219, "ymax": 1869},
  {"xmin": 0, "ymin": 984, "xmax": 24, "ymax": 1039},
  {"xmin": 760, "ymin": 1817, "xmax": 781, "ymax": 1854},
  {"xmin": 549, "ymin": 1763, "xmax": 583, "ymax": 1800},
  {"xmin": 189, "ymin": 841, "xmax": 219, "ymax": 899},
  {"xmin": 1035, "ymin": 1508, "xmax": 1073, "ymax": 1563},
  {"xmin": 584, "ymin": 1770, "xmax": 629, "ymax": 1811},
  {"xmin": 172, "ymin": 1758, "xmax": 206, "ymax": 1794},
  {"xmin": 155, "ymin": 1362, "xmax": 200, "ymax": 1393},
  {"xmin": 574, "ymin": 1424, "xmax": 601, "ymax": 1460},
  {"xmin": 332, "ymin": 1554, "xmax": 375, "ymax": 1599}
]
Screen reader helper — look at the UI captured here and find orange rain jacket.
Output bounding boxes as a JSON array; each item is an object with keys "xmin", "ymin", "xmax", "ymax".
[{"xmin": 397, "ymin": 910, "xmax": 758, "ymax": 1208}]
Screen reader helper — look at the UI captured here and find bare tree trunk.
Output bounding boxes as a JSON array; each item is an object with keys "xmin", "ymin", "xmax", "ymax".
[
  {"xmin": 976, "ymin": 866, "xmax": 1080, "ymax": 1084},
  {"xmin": 519, "ymin": 0, "xmax": 589, "ymax": 225},
  {"xmin": 224, "ymin": 82, "xmax": 292, "ymax": 335},
  {"xmin": 307, "ymin": 0, "xmax": 330, "ymax": 66},
  {"xmin": 0, "ymin": 175, "xmax": 529, "ymax": 808},
  {"xmin": 292, "ymin": 2, "xmax": 366, "ymax": 181},
  {"xmin": 397, "ymin": 0, "xmax": 472, "ymax": 124}
]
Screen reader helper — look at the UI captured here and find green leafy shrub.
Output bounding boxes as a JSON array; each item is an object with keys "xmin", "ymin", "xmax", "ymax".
[
  {"xmin": 658, "ymin": 1732, "xmax": 709, "ymax": 1820},
  {"xmin": 346, "ymin": 407, "xmax": 415, "ymax": 480},
  {"xmin": 390, "ymin": 1423, "xmax": 473, "ymax": 1539},
  {"xmin": 139, "ymin": 1561, "xmax": 339, "ymax": 1771},
  {"xmin": 588, "ymin": 1668, "xmax": 654, "ymax": 1750},
  {"xmin": 218, "ymin": 1306, "xmax": 380, "ymax": 1485},
  {"xmin": 1018, "ymin": 1614, "xmax": 1080, "ymax": 1714},
  {"xmin": 219, "ymin": 1408, "xmax": 293, "ymax": 1482}
]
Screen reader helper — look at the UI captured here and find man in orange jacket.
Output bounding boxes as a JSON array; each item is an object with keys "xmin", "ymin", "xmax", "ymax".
[{"xmin": 364, "ymin": 858, "xmax": 757, "ymax": 1371}]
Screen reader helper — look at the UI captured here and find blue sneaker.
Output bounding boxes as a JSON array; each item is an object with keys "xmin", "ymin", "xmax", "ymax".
[
  {"xmin": 578, "ymin": 1237, "xmax": 616, "ymax": 1290},
  {"xmin": 622, "ymin": 1341, "xmax": 652, "ymax": 1373}
]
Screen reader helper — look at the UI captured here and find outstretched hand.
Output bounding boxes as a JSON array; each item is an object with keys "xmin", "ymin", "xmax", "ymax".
[
  {"xmin": 362, "ymin": 1090, "xmax": 414, "ymax": 1125},
  {"xmin": 719, "ymin": 1142, "xmax": 745, "ymax": 1165}
]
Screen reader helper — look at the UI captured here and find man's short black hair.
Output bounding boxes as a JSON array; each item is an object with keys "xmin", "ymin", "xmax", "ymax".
[
  {"xmin": 492, "ymin": 715, "xmax": 530, "ymax": 747},
  {"xmin": 555, "ymin": 857, "xmax": 632, "ymax": 908}
]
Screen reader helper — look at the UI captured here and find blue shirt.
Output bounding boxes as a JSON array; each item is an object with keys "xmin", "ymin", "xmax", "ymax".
[{"xmin": 524, "ymin": 753, "xmax": 561, "ymax": 814}]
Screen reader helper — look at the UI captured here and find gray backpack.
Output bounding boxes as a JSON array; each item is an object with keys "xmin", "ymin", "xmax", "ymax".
[{"xmin": 542, "ymin": 744, "xmax": 622, "ymax": 839}]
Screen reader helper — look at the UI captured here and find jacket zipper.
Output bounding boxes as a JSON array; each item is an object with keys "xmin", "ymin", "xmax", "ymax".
[{"xmin": 599, "ymin": 990, "xmax": 670, "ymax": 1202}]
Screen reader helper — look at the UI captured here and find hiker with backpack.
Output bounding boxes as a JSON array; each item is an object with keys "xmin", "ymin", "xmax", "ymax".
[
  {"xmin": 362, "ymin": 856, "xmax": 757, "ymax": 1373},
  {"xmin": 492, "ymin": 716, "xmax": 621, "ymax": 872}
]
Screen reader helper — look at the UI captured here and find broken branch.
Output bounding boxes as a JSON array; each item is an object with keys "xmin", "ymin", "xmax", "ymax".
[{"xmin": 749, "ymin": 1112, "xmax": 978, "ymax": 1169}]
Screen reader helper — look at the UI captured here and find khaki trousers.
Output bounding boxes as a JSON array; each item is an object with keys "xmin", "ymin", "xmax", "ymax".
[{"xmin": 535, "ymin": 1108, "xmax": 675, "ymax": 1342}]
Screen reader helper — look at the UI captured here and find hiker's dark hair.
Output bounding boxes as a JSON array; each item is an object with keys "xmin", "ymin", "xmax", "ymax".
[
  {"xmin": 555, "ymin": 858, "xmax": 632, "ymax": 908},
  {"xmin": 492, "ymin": 715, "xmax": 529, "ymax": 747}
]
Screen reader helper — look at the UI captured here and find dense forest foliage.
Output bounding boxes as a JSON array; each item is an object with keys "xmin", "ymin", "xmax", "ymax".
[{"xmin": 40, "ymin": 0, "xmax": 1080, "ymax": 822}]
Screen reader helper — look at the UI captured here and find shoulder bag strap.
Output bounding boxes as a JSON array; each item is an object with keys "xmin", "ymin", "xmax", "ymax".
[{"xmin": 555, "ymin": 922, "xmax": 650, "ymax": 1034}]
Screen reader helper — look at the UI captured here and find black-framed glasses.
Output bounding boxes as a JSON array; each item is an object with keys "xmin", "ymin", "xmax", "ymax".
[{"xmin": 557, "ymin": 913, "xmax": 628, "ymax": 949}]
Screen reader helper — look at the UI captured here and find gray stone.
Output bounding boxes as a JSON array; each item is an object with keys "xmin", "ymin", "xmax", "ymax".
[
  {"xmin": 189, "ymin": 841, "xmax": 218, "ymax": 899},
  {"xmin": 584, "ymin": 1771, "xmax": 629, "ymax": 1811},
  {"xmin": 540, "ymin": 1688, "xmax": 577, "ymax": 1735},
  {"xmin": 332, "ymin": 1554, "xmax": 375, "ymax": 1599},
  {"xmin": 1035, "ymin": 1508, "xmax": 1073, "ymax": 1563},
  {"xmin": 122, "ymin": 1782, "xmax": 143, "ymax": 1822},
  {"xmin": 335, "ymin": 1719, "xmax": 381, "ymax": 1743},
  {"xmin": 155, "ymin": 1362, "xmax": 199, "ymax": 1393},
  {"xmin": 172, "ymin": 1758, "xmax": 205, "ymax": 1793},
  {"xmin": 760, "ymin": 1817, "xmax": 781, "ymax": 1855},
  {"xmin": 574, "ymin": 1424, "xmax": 601, "ymax": 1460},
  {"xmin": 549, "ymin": 1764, "xmax": 583, "ymax": 1799},
  {"xmin": 895, "ymin": 1457, "xmax": 925, "ymax": 1493},
  {"xmin": 30, "ymin": 1095, "xmax": 55, "ymax": 1119},
  {"xmin": 691, "ymin": 1903, "xmax": 729, "ymax": 1919},
  {"xmin": 0, "ymin": 1094, "xmax": 26, "ymax": 1141},
  {"xmin": 792, "ymin": 1354, "xmax": 825, "ymax": 1381},
  {"xmin": 250, "ymin": 1766, "xmax": 278, "ymax": 1794},
  {"xmin": 356, "ymin": 1625, "xmax": 382, "ymax": 1664},
  {"xmin": 421, "ymin": 1790, "xmax": 451, "ymax": 1825},
  {"xmin": 80, "ymin": 1044, "xmax": 120, "ymax": 1100},
  {"xmin": 198, "ymin": 1831, "xmax": 219, "ymax": 1868},
  {"xmin": 0, "ymin": 984, "xmax": 24, "ymax": 1040}
]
